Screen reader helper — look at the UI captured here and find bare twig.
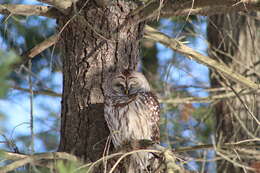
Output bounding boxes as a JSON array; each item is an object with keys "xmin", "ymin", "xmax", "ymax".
[
  {"xmin": 228, "ymin": 86, "xmax": 260, "ymax": 125},
  {"xmin": 9, "ymin": 85, "xmax": 61, "ymax": 97},
  {"xmin": 213, "ymin": 145, "xmax": 256, "ymax": 172}
]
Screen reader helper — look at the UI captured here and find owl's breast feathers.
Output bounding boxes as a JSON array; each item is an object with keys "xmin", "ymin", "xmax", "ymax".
[
  {"xmin": 113, "ymin": 94, "xmax": 137, "ymax": 108},
  {"xmin": 109, "ymin": 92, "xmax": 160, "ymax": 143}
]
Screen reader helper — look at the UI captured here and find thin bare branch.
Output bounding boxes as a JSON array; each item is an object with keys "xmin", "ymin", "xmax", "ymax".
[
  {"xmin": 9, "ymin": 85, "xmax": 62, "ymax": 97},
  {"xmin": 23, "ymin": 34, "xmax": 59, "ymax": 59},
  {"xmin": 28, "ymin": 60, "xmax": 35, "ymax": 154},
  {"xmin": 161, "ymin": 89, "xmax": 260, "ymax": 104},
  {"xmin": 0, "ymin": 4, "xmax": 60, "ymax": 18},
  {"xmin": 144, "ymin": 25, "xmax": 260, "ymax": 90},
  {"xmin": 10, "ymin": 84, "xmax": 260, "ymax": 104}
]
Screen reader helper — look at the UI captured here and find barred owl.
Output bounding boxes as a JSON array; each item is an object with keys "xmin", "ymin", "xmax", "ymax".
[{"xmin": 104, "ymin": 69, "xmax": 160, "ymax": 173}]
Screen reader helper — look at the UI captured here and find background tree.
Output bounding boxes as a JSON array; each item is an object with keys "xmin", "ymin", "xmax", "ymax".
[{"xmin": 208, "ymin": 12, "xmax": 260, "ymax": 173}]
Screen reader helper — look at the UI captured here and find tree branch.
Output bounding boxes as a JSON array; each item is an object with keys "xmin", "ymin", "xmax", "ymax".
[
  {"xmin": 23, "ymin": 33, "xmax": 59, "ymax": 58},
  {"xmin": 10, "ymin": 83, "xmax": 260, "ymax": 104},
  {"xmin": 161, "ymin": 0, "xmax": 260, "ymax": 17},
  {"xmin": 9, "ymin": 85, "xmax": 62, "ymax": 97},
  {"xmin": 0, "ymin": 152, "xmax": 79, "ymax": 173},
  {"xmin": 37, "ymin": 0, "xmax": 74, "ymax": 13},
  {"xmin": 1, "ymin": 0, "xmax": 260, "ymax": 18},
  {"xmin": 2, "ymin": 140, "xmax": 259, "ymax": 172},
  {"xmin": 144, "ymin": 25, "xmax": 260, "ymax": 90},
  {"xmin": 0, "ymin": 4, "xmax": 61, "ymax": 18},
  {"xmin": 132, "ymin": 0, "xmax": 260, "ymax": 22},
  {"xmin": 160, "ymin": 89, "xmax": 260, "ymax": 104}
]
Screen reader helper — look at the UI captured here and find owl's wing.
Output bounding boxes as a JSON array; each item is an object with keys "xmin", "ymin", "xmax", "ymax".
[{"xmin": 145, "ymin": 92, "xmax": 160, "ymax": 143}]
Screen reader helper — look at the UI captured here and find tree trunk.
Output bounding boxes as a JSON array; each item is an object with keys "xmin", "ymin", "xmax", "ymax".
[
  {"xmin": 207, "ymin": 12, "xmax": 260, "ymax": 173},
  {"xmin": 57, "ymin": 0, "xmax": 145, "ymax": 170}
]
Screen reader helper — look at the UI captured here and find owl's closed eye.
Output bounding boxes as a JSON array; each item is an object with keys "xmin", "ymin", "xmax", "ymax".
[{"xmin": 113, "ymin": 83, "xmax": 126, "ymax": 95}]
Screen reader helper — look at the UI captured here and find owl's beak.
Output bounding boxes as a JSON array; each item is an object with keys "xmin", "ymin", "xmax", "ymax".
[{"xmin": 125, "ymin": 88, "xmax": 129, "ymax": 95}]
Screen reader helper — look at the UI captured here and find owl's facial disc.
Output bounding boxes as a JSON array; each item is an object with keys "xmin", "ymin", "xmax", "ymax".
[{"xmin": 109, "ymin": 71, "xmax": 150, "ymax": 97}]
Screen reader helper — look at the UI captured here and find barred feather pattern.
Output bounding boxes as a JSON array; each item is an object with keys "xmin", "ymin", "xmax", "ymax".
[
  {"xmin": 104, "ymin": 70, "xmax": 160, "ymax": 173},
  {"xmin": 104, "ymin": 92, "xmax": 159, "ymax": 172}
]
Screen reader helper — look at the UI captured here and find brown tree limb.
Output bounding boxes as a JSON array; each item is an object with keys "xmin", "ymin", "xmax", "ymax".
[
  {"xmin": 144, "ymin": 25, "xmax": 260, "ymax": 90},
  {"xmin": 0, "ymin": 4, "xmax": 61, "ymax": 18},
  {"xmin": 23, "ymin": 33, "xmax": 59, "ymax": 58}
]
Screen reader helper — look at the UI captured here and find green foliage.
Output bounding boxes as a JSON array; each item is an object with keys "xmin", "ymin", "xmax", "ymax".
[{"xmin": 0, "ymin": 50, "xmax": 20, "ymax": 97}]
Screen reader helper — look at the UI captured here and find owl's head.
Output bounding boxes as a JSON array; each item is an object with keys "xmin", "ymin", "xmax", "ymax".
[{"xmin": 105, "ymin": 70, "xmax": 150, "ymax": 97}]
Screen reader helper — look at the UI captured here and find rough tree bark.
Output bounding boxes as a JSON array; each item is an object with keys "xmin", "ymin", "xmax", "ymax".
[
  {"xmin": 57, "ymin": 0, "xmax": 145, "ymax": 170},
  {"xmin": 208, "ymin": 12, "xmax": 260, "ymax": 173}
]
